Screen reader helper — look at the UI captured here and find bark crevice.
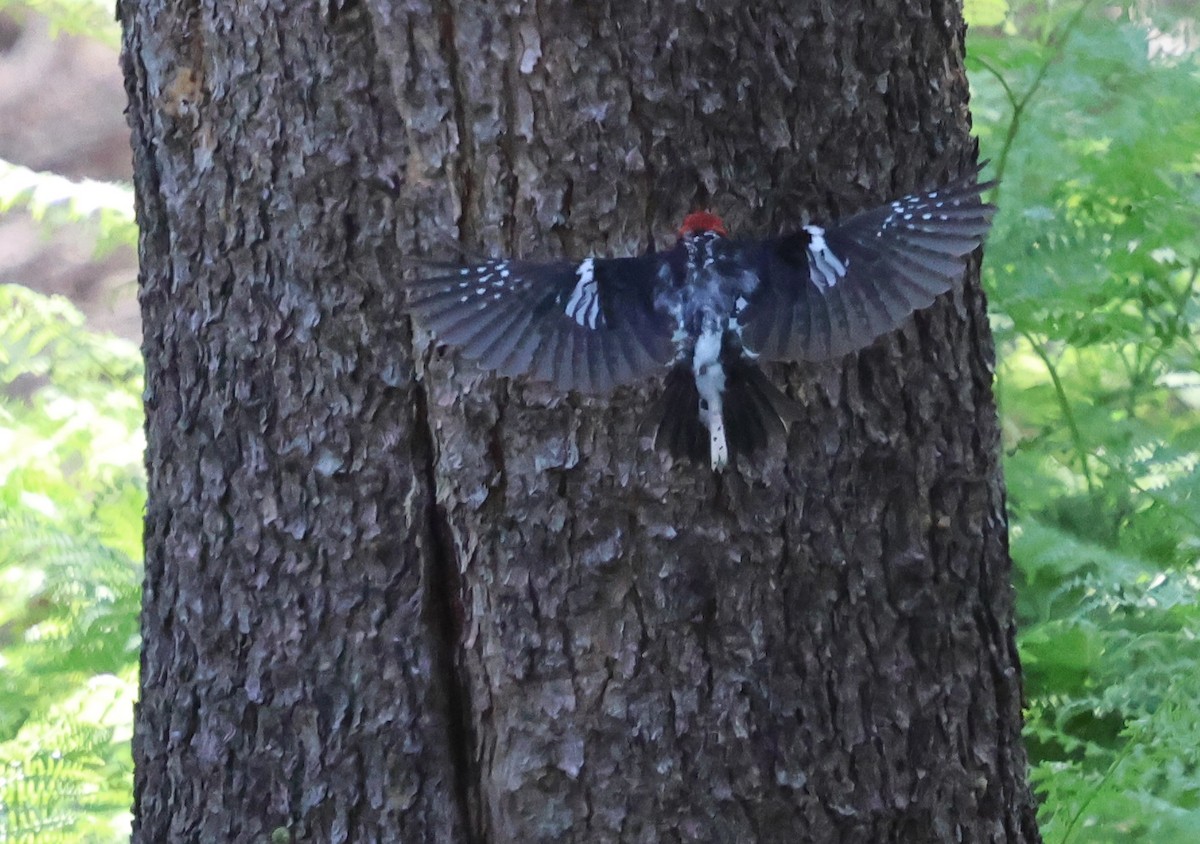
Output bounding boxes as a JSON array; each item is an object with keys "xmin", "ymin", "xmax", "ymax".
[
  {"xmin": 412, "ymin": 376, "xmax": 479, "ymax": 843},
  {"xmin": 435, "ymin": 0, "xmax": 476, "ymax": 247}
]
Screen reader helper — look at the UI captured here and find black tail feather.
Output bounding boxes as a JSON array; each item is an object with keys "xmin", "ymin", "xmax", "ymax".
[
  {"xmin": 724, "ymin": 355, "xmax": 794, "ymax": 460},
  {"xmin": 646, "ymin": 353, "xmax": 797, "ymax": 467},
  {"xmin": 649, "ymin": 365, "xmax": 708, "ymax": 464}
]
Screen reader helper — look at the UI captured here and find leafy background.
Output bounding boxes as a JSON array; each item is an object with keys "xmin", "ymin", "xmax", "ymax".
[
  {"xmin": 0, "ymin": 0, "xmax": 1196, "ymax": 840},
  {"xmin": 968, "ymin": 0, "xmax": 1200, "ymax": 840}
]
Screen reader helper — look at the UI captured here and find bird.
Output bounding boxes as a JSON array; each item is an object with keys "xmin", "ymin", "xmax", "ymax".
[{"xmin": 405, "ymin": 164, "xmax": 996, "ymax": 470}]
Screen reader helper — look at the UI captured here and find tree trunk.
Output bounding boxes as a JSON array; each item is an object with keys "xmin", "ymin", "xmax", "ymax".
[{"xmin": 123, "ymin": 1, "xmax": 1040, "ymax": 842}]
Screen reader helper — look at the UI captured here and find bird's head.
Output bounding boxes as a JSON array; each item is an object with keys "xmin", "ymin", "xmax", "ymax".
[{"xmin": 677, "ymin": 211, "xmax": 728, "ymax": 239}]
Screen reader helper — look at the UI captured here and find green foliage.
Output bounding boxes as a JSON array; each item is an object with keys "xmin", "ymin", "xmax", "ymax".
[
  {"xmin": 0, "ymin": 287, "xmax": 142, "ymax": 841},
  {"xmin": 1, "ymin": 11, "xmax": 140, "ymax": 840},
  {"xmin": 968, "ymin": 0, "xmax": 1200, "ymax": 839},
  {"xmin": 0, "ymin": 283, "xmax": 142, "ymax": 841},
  {"xmin": 0, "ymin": 7, "xmax": 131, "ymax": 256},
  {"xmin": 0, "ymin": 0, "xmax": 120, "ymax": 49},
  {"xmin": 0, "ymin": 160, "xmax": 137, "ymax": 258}
]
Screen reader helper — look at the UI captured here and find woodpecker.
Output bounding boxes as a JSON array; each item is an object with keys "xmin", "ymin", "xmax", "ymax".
[{"xmin": 407, "ymin": 165, "xmax": 996, "ymax": 470}]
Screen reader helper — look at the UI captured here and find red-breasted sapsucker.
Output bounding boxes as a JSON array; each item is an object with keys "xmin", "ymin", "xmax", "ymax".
[{"xmin": 407, "ymin": 164, "xmax": 996, "ymax": 470}]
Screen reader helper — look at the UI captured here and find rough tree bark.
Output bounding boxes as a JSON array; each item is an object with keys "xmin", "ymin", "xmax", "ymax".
[{"xmin": 123, "ymin": 0, "xmax": 1040, "ymax": 841}]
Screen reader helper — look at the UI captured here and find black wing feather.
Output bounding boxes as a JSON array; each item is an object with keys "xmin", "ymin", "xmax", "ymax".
[
  {"xmin": 740, "ymin": 165, "xmax": 996, "ymax": 362},
  {"xmin": 406, "ymin": 255, "xmax": 674, "ymax": 393}
]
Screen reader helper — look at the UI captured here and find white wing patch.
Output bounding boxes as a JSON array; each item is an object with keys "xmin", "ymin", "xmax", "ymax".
[
  {"xmin": 804, "ymin": 225, "xmax": 848, "ymax": 292},
  {"xmin": 563, "ymin": 258, "xmax": 603, "ymax": 329}
]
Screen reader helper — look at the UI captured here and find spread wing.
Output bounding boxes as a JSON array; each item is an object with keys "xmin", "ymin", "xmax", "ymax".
[
  {"xmin": 405, "ymin": 255, "xmax": 675, "ymax": 394},
  {"xmin": 738, "ymin": 166, "xmax": 997, "ymax": 361}
]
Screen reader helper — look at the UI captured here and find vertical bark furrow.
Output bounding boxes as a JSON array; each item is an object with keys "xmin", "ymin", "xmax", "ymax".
[
  {"xmin": 413, "ymin": 377, "xmax": 482, "ymax": 842},
  {"xmin": 434, "ymin": 0, "xmax": 477, "ymax": 248}
]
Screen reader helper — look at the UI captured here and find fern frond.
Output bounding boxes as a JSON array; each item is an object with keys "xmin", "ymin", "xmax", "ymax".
[{"xmin": 0, "ymin": 159, "xmax": 136, "ymax": 254}]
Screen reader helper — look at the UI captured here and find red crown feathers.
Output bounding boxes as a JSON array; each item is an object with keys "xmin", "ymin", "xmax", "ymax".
[{"xmin": 678, "ymin": 211, "xmax": 728, "ymax": 238}]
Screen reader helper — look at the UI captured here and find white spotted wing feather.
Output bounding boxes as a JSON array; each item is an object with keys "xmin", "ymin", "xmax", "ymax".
[
  {"xmin": 741, "ymin": 166, "xmax": 997, "ymax": 361},
  {"xmin": 406, "ymin": 255, "xmax": 674, "ymax": 394}
]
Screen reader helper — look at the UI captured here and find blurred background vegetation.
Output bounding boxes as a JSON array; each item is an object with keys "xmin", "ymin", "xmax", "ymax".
[{"xmin": 0, "ymin": 0, "xmax": 1195, "ymax": 840}]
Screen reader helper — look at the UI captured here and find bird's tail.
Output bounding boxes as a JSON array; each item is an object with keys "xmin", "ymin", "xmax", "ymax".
[{"xmin": 645, "ymin": 356, "xmax": 797, "ymax": 468}]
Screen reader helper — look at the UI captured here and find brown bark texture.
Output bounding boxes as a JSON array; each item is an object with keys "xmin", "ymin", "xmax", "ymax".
[{"xmin": 122, "ymin": 0, "xmax": 1041, "ymax": 842}]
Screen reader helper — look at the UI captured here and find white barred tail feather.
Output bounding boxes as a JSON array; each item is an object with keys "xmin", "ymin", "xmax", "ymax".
[{"xmin": 645, "ymin": 336, "xmax": 797, "ymax": 469}]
